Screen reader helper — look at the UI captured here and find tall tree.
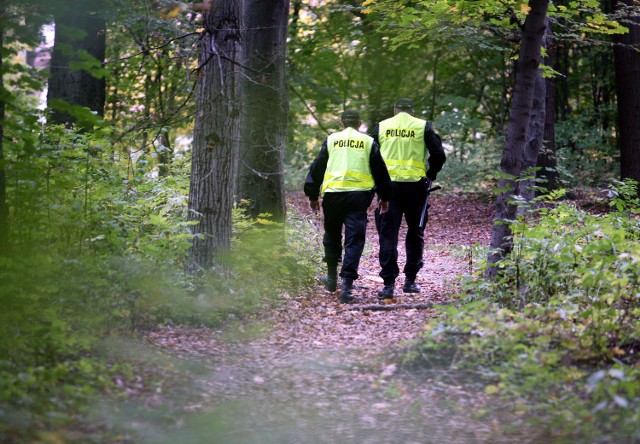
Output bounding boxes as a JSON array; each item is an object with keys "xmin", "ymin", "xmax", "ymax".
[
  {"xmin": 518, "ymin": 55, "xmax": 546, "ymax": 211},
  {"xmin": 187, "ymin": 0, "xmax": 242, "ymax": 270},
  {"xmin": 47, "ymin": 0, "xmax": 107, "ymax": 125},
  {"xmin": 486, "ymin": 0, "xmax": 550, "ymax": 277},
  {"xmin": 519, "ymin": 17, "xmax": 551, "ymax": 209},
  {"xmin": 613, "ymin": 0, "xmax": 640, "ymax": 185},
  {"xmin": 537, "ymin": 21, "xmax": 559, "ymax": 192},
  {"xmin": 0, "ymin": 26, "xmax": 7, "ymax": 254},
  {"xmin": 237, "ymin": 0, "xmax": 289, "ymax": 220}
]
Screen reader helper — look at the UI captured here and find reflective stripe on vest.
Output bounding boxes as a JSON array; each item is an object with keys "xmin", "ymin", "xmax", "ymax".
[
  {"xmin": 321, "ymin": 127, "xmax": 375, "ymax": 195},
  {"xmin": 378, "ymin": 112, "xmax": 426, "ymax": 182}
]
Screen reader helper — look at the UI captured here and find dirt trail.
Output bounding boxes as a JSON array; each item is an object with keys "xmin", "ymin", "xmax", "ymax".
[{"xmin": 142, "ymin": 193, "xmax": 506, "ymax": 443}]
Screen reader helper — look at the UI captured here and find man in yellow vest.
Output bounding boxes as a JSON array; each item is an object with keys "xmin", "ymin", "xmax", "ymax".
[
  {"xmin": 370, "ymin": 98, "xmax": 446, "ymax": 299},
  {"xmin": 304, "ymin": 110, "xmax": 392, "ymax": 303}
]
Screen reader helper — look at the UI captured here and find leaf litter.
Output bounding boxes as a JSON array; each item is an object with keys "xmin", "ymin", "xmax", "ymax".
[{"xmin": 138, "ymin": 192, "xmax": 541, "ymax": 443}]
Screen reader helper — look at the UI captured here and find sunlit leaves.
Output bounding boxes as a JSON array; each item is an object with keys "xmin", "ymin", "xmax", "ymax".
[
  {"xmin": 408, "ymin": 191, "xmax": 640, "ymax": 436},
  {"xmin": 363, "ymin": 0, "xmax": 627, "ymax": 50}
]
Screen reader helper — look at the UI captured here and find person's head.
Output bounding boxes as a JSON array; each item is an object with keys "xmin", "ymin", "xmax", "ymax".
[
  {"xmin": 393, "ymin": 98, "xmax": 415, "ymax": 116},
  {"xmin": 340, "ymin": 109, "xmax": 361, "ymax": 129}
]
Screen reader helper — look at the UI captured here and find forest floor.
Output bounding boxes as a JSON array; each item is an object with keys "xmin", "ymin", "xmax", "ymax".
[{"xmin": 135, "ymin": 192, "xmax": 547, "ymax": 443}]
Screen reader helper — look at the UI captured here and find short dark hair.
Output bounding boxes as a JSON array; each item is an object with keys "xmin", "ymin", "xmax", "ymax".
[
  {"xmin": 394, "ymin": 98, "xmax": 414, "ymax": 110},
  {"xmin": 341, "ymin": 109, "xmax": 361, "ymax": 123}
]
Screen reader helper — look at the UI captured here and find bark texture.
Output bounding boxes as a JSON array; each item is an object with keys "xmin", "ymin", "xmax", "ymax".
[
  {"xmin": 47, "ymin": 0, "xmax": 106, "ymax": 125},
  {"xmin": 237, "ymin": 0, "xmax": 289, "ymax": 221},
  {"xmin": 187, "ymin": 0, "xmax": 243, "ymax": 270},
  {"xmin": 537, "ymin": 20, "xmax": 559, "ymax": 191},
  {"xmin": 613, "ymin": 0, "xmax": 640, "ymax": 185},
  {"xmin": 518, "ymin": 20, "xmax": 548, "ymax": 213},
  {"xmin": 486, "ymin": 0, "xmax": 550, "ymax": 278},
  {"xmin": 0, "ymin": 28, "xmax": 7, "ymax": 254}
]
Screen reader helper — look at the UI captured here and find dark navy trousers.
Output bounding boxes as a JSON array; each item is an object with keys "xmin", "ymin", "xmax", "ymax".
[
  {"xmin": 375, "ymin": 180, "xmax": 427, "ymax": 284},
  {"xmin": 321, "ymin": 191, "xmax": 373, "ymax": 280}
]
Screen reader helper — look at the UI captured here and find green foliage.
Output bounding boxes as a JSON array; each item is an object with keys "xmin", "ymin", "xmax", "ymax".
[
  {"xmin": 535, "ymin": 111, "xmax": 617, "ymax": 188},
  {"xmin": 0, "ymin": 253, "xmax": 128, "ymax": 442},
  {"xmin": 407, "ymin": 182, "xmax": 640, "ymax": 439},
  {"xmin": 607, "ymin": 179, "xmax": 640, "ymax": 214},
  {"xmin": 0, "ymin": 103, "xmax": 321, "ymax": 439}
]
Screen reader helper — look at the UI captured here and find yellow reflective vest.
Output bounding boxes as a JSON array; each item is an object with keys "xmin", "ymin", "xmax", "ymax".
[
  {"xmin": 378, "ymin": 112, "xmax": 427, "ymax": 182},
  {"xmin": 321, "ymin": 127, "xmax": 375, "ymax": 196}
]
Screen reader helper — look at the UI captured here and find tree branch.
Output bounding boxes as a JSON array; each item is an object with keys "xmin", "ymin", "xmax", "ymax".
[{"xmin": 336, "ymin": 303, "xmax": 434, "ymax": 313}]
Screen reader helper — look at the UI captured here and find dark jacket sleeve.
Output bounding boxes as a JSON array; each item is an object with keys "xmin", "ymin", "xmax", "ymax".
[
  {"xmin": 424, "ymin": 122, "xmax": 446, "ymax": 180},
  {"xmin": 303, "ymin": 139, "xmax": 329, "ymax": 201},
  {"xmin": 369, "ymin": 124, "xmax": 380, "ymax": 145},
  {"xmin": 370, "ymin": 141, "xmax": 392, "ymax": 202}
]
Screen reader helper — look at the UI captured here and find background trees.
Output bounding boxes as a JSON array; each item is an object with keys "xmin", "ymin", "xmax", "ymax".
[
  {"xmin": 0, "ymin": 0, "xmax": 636, "ymax": 287},
  {"xmin": 46, "ymin": 0, "xmax": 107, "ymax": 126},
  {"xmin": 613, "ymin": 0, "xmax": 640, "ymax": 185},
  {"xmin": 1, "ymin": 0, "xmax": 640, "ymax": 440},
  {"xmin": 187, "ymin": 0, "xmax": 243, "ymax": 270},
  {"xmin": 487, "ymin": 0, "xmax": 550, "ymax": 274},
  {"xmin": 237, "ymin": 0, "xmax": 290, "ymax": 221}
]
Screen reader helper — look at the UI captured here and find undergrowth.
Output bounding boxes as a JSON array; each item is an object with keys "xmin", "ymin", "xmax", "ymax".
[
  {"xmin": 0, "ymin": 124, "xmax": 317, "ymax": 442},
  {"xmin": 405, "ymin": 179, "xmax": 640, "ymax": 441}
]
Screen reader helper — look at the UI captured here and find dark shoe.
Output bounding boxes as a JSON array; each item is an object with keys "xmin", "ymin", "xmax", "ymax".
[
  {"xmin": 403, "ymin": 279, "xmax": 421, "ymax": 293},
  {"xmin": 377, "ymin": 284, "xmax": 394, "ymax": 299},
  {"xmin": 340, "ymin": 278, "xmax": 355, "ymax": 303},
  {"xmin": 322, "ymin": 275, "xmax": 337, "ymax": 292},
  {"xmin": 322, "ymin": 266, "xmax": 338, "ymax": 292}
]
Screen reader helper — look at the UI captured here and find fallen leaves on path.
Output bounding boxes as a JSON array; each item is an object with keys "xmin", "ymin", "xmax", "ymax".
[{"xmin": 141, "ymin": 192, "xmax": 508, "ymax": 443}]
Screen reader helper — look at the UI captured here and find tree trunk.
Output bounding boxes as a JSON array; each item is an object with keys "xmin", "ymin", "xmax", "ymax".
[
  {"xmin": 486, "ymin": 0, "xmax": 550, "ymax": 278},
  {"xmin": 187, "ymin": 0, "xmax": 243, "ymax": 271},
  {"xmin": 613, "ymin": 0, "xmax": 640, "ymax": 185},
  {"xmin": 157, "ymin": 131, "xmax": 173, "ymax": 177},
  {"xmin": 236, "ymin": 0, "xmax": 289, "ymax": 221},
  {"xmin": 0, "ymin": 28, "xmax": 7, "ymax": 255},
  {"xmin": 555, "ymin": 43, "xmax": 570, "ymax": 122},
  {"xmin": 47, "ymin": 0, "xmax": 106, "ymax": 125},
  {"xmin": 519, "ymin": 18, "xmax": 550, "ymax": 212},
  {"xmin": 537, "ymin": 21, "xmax": 559, "ymax": 192},
  {"xmin": 518, "ymin": 66, "xmax": 546, "ymax": 212}
]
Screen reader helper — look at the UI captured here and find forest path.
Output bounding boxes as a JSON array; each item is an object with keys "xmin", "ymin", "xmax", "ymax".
[{"xmin": 142, "ymin": 192, "xmax": 511, "ymax": 443}]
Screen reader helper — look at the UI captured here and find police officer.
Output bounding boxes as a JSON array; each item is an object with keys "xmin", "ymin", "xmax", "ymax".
[
  {"xmin": 305, "ymin": 110, "xmax": 392, "ymax": 303},
  {"xmin": 370, "ymin": 98, "xmax": 446, "ymax": 299}
]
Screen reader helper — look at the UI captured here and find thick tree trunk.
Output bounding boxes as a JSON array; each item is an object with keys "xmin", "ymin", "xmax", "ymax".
[
  {"xmin": 0, "ymin": 28, "xmax": 7, "ymax": 255},
  {"xmin": 187, "ymin": 0, "xmax": 243, "ymax": 271},
  {"xmin": 47, "ymin": 0, "xmax": 106, "ymax": 125},
  {"xmin": 236, "ymin": 0, "xmax": 289, "ymax": 221},
  {"xmin": 537, "ymin": 21, "xmax": 559, "ymax": 191},
  {"xmin": 518, "ymin": 69, "xmax": 545, "ymax": 211},
  {"xmin": 486, "ymin": 0, "xmax": 550, "ymax": 278},
  {"xmin": 613, "ymin": 0, "xmax": 640, "ymax": 185},
  {"xmin": 518, "ymin": 20, "xmax": 549, "ymax": 212}
]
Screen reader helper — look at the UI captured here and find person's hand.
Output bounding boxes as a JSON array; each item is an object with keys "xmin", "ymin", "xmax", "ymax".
[
  {"xmin": 310, "ymin": 199, "xmax": 320, "ymax": 212},
  {"xmin": 378, "ymin": 200, "xmax": 389, "ymax": 214}
]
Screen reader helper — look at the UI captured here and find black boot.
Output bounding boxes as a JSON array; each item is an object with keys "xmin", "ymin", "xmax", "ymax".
[
  {"xmin": 340, "ymin": 278, "xmax": 355, "ymax": 303},
  {"xmin": 377, "ymin": 283, "xmax": 395, "ymax": 299},
  {"xmin": 322, "ymin": 266, "xmax": 337, "ymax": 292},
  {"xmin": 403, "ymin": 277, "xmax": 420, "ymax": 293}
]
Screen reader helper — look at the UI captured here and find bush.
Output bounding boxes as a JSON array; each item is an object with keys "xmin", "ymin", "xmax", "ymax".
[{"xmin": 406, "ymin": 180, "xmax": 640, "ymax": 440}]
